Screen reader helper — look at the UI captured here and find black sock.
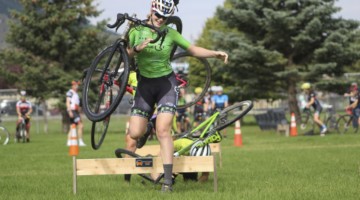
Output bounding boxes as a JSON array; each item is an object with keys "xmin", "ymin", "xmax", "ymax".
[{"xmin": 163, "ymin": 164, "xmax": 173, "ymax": 185}]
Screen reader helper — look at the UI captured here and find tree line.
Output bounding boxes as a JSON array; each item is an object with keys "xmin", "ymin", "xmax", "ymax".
[{"xmin": 0, "ymin": 0, "xmax": 360, "ymax": 128}]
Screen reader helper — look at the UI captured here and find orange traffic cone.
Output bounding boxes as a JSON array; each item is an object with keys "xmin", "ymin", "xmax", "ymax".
[
  {"xmin": 69, "ymin": 124, "xmax": 79, "ymax": 156},
  {"xmin": 234, "ymin": 120, "xmax": 242, "ymax": 147},
  {"xmin": 290, "ymin": 113, "xmax": 297, "ymax": 137}
]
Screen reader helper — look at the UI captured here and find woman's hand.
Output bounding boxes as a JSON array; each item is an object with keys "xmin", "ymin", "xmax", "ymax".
[
  {"xmin": 136, "ymin": 38, "xmax": 152, "ymax": 52},
  {"xmin": 214, "ymin": 51, "xmax": 228, "ymax": 64}
]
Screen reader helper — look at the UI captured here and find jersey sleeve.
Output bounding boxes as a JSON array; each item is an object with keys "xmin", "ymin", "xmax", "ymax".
[
  {"xmin": 27, "ymin": 101, "xmax": 32, "ymax": 108},
  {"xmin": 66, "ymin": 90, "xmax": 73, "ymax": 98},
  {"xmin": 169, "ymin": 28, "xmax": 191, "ymax": 50},
  {"xmin": 128, "ymin": 27, "xmax": 137, "ymax": 48}
]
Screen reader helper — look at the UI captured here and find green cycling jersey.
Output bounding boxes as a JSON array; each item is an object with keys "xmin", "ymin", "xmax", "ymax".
[{"xmin": 128, "ymin": 25, "xmax": 191, "ymax": 78}]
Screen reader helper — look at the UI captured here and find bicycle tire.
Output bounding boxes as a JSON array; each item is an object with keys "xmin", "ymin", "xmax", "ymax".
[
  {"xmin": 82, "ymin": 44, "xmax": 130, "ymax": 122},
  {"xmin": 166, "ymin": 16, "xmax": 182, "ymax": 59},
  {"xmin": 325, "ymin": 115, "xmax": 337, "ymax": 133},
  {"xmin": 171, "ymin": 52, "xmax": 211, "ymax": 110},
  {"xmin": 114, "ymin": 148, "xmax": 160, "ymax": 184},
  {"xmin": 336, "ymin": 114, "xmax": 358, "ymax": 134},
  {"xmin": 90, "ymin": 88, "xmax": 112, "ymax": 150},
  {"xmin": 213, "ymin": 100, "xmax": 253, "ymax": 131},
  {"xmin": 0, "ymin": 126, "xmax": 10, "ymax": 145},
  {"xmin": 20, "ymin": 123, "xmax": 26, "ymax": 143},
  {"xmin": 300, "ymin": 113, "xmax": 315, "ymax": 134}
]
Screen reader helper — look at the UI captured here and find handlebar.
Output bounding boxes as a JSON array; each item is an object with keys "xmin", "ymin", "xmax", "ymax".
[{"xmin": 107, "ymin": 13, "xmax": 168, "ymax": 44}]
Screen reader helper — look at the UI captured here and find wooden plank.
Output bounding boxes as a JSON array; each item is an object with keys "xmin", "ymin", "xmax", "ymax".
[
  {"xmin": 209, "ymin": 143, "xmax": 220, "ymax": 153},
  {"xmin": 136, "ymin": 144, "xmax": 221, "ymax": 156},
  {"xmin": 76, "ymin": 156, "xmax": 215, "ymax": 176}
]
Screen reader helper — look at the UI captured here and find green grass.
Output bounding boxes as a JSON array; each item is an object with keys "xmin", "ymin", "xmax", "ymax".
[{"xmin": 1, "ymin": 116, "xmax": 360, "ymax": 200}]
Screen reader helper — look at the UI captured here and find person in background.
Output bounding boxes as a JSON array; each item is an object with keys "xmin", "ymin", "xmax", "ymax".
[
  {"xmin": 66, "ymin": 80, "xmax": 86, "ymax": 146},
  {"xmin": 176, "ymin": 88, "xmax": 191, "ymax": 133},
  {"xmin": 16, "ymin": 90, "xmax": 33, "ymax": 142},
  {"xmin": 211, "ymin": 86, "xmax": 229, "ymax": 137},
  {"xmin": 344, "ymin": 82, "xmax": 358, "ymax": 115},
  {"xmin": 345, "ymin": 84, "xmax": 360, "ymax": 129},
  {"xmin": 193, "ymin": 87, "xmax": 207, "ymax": 128},
  {"xmin": 301, "ymin": 82, "xmax": 327, "ymax": 136}
]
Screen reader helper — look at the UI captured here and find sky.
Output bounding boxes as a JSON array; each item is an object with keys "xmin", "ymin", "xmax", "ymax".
[{"xmin": 90, "ymin": 0, "xmax": 360, "ymax": 42}]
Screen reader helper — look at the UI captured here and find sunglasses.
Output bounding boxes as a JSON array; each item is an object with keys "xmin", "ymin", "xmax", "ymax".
[{"xmin": 154, "ymin": 12, "xmax": 168, "ymax": 20}]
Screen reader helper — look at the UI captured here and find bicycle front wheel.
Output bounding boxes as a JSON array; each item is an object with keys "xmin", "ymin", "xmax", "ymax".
[
  {"xmin": 214, "ymin": 100, "xmax": 253, "ymax": 131},
  {"xmin": 20, "ymin": 124, "xmax": 26, "ymax": 143},
  {"xmin": 0, "ymin": 126, "xmax": 10, "ymax": 145},
  {"xmin": 336, "ymin": 114, "xmax": 357, "ymax": 134},
  {"xmin": 82, "ymin": 44, "xmax": 130, "ymax": 122},
  {"xmin": 171, "ymin": 52, "xmax": 211, "ymax": 109}
]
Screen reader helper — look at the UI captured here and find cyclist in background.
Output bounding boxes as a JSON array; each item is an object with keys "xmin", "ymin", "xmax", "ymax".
[
  {"xmin": 345, "ymin": 84, "xmax": 360, "ymax": 129},
  {"xmin": 301, "ymin": 82, "xmax": 327, "ymax": 136},
  {"xmin": 344, "ymin": 82, "xmax": 358, "ymax": 114},
  {"xmin": 66, "ymin": 80, "xmax": 86, "ymax": 146},
  {"xmin": 211, "ymin": 86, "xmax": 229, "ymax": 137},
  {"xmin": 176, "ymin": 88, "xmax": 190, "ymax": 133},
  {"xmin": 16, "ymin": 90, "xmax": 32, "ymax": 142},
  {"xmin": 127, "ymin": 0, "xmax": 228, "ymax": 192},
  {"xmin": 193, "ymin": 87, "xmax": 207, "ymax": 128}
]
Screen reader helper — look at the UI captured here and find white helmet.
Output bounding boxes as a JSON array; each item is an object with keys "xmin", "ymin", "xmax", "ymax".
[
  {"xmin": 152, "ymin": 0, "xmax": 176, "ymax": 17},
  {"xmin": 190, "ymin": 141, "xmax": 211, "ymax": 156}
]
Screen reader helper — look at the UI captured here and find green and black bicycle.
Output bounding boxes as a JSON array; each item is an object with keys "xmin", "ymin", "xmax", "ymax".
[{"xmin": 115, "ymin": 100, "xmax": 253, "ymax": 184}]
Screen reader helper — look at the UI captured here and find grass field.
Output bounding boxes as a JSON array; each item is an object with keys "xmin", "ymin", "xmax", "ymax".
[{"xmin": 1, "ymin": 115, "xmax": 360, "ymax": 200}]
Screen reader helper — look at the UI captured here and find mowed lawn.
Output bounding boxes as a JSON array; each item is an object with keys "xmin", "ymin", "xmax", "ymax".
[{"xmin": 0, "ymin": 115, "xmax": 359, "ymax": 200}]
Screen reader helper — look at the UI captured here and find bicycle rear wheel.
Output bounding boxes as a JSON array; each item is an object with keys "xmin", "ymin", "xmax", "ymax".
[
  {"xmin": 336, "ymin": 114, "xmax": 357, "ymax": 134},
  {"xmin": 0, "ymin": 126, "xmax": 10, "ymax": 145},
  {"xmin": 325, "ymin": 115, "xmax": 337, "ymax": 133},
  {"xmin": 166, "ymin": 16, "xmax": 182, "ymax": 59},
  {"xmin": 214, "ymin": 100, "xmax": 253, "ymax": 131},
  {"xmin": 114, "ymin": 148, "xmax": 160, "ymax": 184},
  {"xmin": 82, "ymin": 44, "xmax": 130, "ymax": 122},
  {"xmin": 171, "ymin": 52, "xmax": 211, "ymax": 109}
]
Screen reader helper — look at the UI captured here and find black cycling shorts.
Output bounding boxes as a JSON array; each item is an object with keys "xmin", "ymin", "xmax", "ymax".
[
  {"xmin": 131, "ymin": 72, "xmax": 178, "ymax": 118},
  {"xmin": 69, "ymin": 110, "xmax": 81, "ymax": 125}
]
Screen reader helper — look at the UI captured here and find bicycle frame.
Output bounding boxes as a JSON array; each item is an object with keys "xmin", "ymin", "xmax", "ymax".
[{"xmin": 173, "ymin": 111, "xmax": 221, "ymax": 157}]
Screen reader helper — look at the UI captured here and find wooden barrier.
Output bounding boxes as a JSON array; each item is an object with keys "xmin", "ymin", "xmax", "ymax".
[
  {"xmin": 74, "ymin": 156, "xmax": 217, "ymax": 194},
  {"xmin": 135, "ymin": 143, "xmax": 223, "ymax": 168}
]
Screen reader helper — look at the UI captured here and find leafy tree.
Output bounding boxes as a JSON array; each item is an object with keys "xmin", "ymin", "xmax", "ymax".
[
  {"xmin": 201, "ymin": 0, "xmax": 360, "ymax": 118},
  {"xmin": 0, "ymin": 0, "xmax": 108, "ymax": 132}
]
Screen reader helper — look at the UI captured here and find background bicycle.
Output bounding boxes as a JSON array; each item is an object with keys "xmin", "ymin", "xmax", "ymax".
[
  {"xmin": 336, "ymin": 109, "xmax": 359, "ymax": 134},
  {"xmin": 0, "ymin": 110, "xmax": 10, "ymax": 145},
  {"xmin": 300, "ymin": 105, "xmax": 337, "ymax": 134},
  {"xmin": 16, "ymin": 115, "xmax": 28, "ymax": 143}
]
